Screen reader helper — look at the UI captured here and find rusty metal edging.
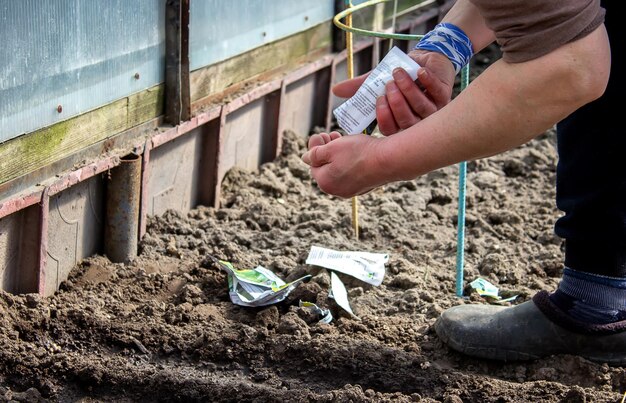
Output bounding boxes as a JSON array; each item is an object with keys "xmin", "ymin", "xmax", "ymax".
[
  {"xmin": 0, "ymin": 156, "xmax": 121, "ymax": 220},
  {"xmin": 0, "ymin": 192, "xmax": 41, "ymax": 221}
]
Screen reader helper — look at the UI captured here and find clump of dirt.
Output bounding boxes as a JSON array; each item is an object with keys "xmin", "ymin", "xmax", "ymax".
[{"xmin": 0, "ymin": 125, "xmax": 624, "ymax": 402}]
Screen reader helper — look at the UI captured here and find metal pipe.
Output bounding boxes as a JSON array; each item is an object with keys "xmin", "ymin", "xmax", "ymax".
[{"xmin": 105, "ymin": 153, "xmax": 141, "ymax": 263}]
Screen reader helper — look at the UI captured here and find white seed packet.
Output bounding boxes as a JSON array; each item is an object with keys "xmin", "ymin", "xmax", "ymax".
[
  {"xmin": 306, "ymin": 245, "xmax": 388, "ymax": 286},
  {"xmin": 333, "ymin": 46, "xmax": 420, "ymax": 135}
]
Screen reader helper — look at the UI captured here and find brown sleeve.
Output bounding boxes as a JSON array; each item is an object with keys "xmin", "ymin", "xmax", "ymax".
[{"xmin": 469, "ymin": 0, "xmax": 605, "ymax": 63}]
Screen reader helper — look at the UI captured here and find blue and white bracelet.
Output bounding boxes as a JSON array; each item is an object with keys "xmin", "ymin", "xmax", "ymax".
[{"xmin": 414, "ymin": 22, "xmax": 474, "ymax": 75}]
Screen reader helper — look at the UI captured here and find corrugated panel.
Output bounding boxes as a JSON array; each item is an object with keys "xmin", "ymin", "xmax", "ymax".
[
  {"xmin": 0, "ymin": 0, "xmax": 165, "ymax": 143},
  {"xmin": 189, "ymin": 0, "xmax": 334, "ymax": 71}
]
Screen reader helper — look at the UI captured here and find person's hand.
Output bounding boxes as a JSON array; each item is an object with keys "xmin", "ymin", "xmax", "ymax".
[
  {"xmin": 332, "ymin": 50, "xmax": 455, "ymax": 135},
  {"xmin": 301, "ymin": 132, "xmax": 388, "ymax": 198}
]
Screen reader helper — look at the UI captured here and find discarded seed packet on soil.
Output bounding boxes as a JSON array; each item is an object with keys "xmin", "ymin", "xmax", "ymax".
[
  {"xmin": 306, "ymin": 245, "xmax": 388, "ymax": 286},
  {"xmin": 469, "ymin": 278, "xmax": 518, "ymax": 303},
  {"xmin": 299, "ymin": 301, "xmax": 333, "ymax": 324},
  {"xmin": 208, "ymin": 254, "xmax": 311, "ymax": 307}
]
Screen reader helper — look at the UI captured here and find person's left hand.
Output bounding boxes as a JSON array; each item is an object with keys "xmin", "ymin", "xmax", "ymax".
[{"xmin": 301, "ymin": 132, "xmax": 388, "ymax": 198}]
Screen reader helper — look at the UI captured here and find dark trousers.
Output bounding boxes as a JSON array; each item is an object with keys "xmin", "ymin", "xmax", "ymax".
[{"xmin": 555, "ymin": 1, "xmax": 626, "ymax": 277}]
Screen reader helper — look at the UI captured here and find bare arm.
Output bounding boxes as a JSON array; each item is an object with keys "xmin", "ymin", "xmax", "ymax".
[
  {"xmin": 439, "ymin": 0, "xmax": 495, "ymax": 54},
  {"xmin": 303, "ymin": 25, "xmax": 610, "ymax": 198},
  {"xmin": 380, "ymin": 24, "xmax": 610, "ymax": 182}
]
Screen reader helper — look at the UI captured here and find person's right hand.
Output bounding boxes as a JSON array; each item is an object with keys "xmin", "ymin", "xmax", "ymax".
[{"xmin": 332, "ymin": 50, "xmax": 455, "ymax": 135}]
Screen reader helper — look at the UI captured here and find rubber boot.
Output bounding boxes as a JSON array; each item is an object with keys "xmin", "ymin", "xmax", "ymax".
[{"xmin": 434, "ymin": 291, "xmax": 626, "ymax": 365}]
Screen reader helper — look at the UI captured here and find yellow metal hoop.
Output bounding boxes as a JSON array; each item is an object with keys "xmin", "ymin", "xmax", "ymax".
[{"xmin": 333, "ymin": 0, "xmax": 424, "ymax": 41}]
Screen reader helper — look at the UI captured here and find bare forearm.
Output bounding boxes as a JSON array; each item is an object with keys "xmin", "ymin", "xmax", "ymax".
[
  {"xmin": 441, "ymin": 0, "xmax": 495, "ymax": 52},
  {"xmin": 379, "ymin": 25, "xmax": 610, "ymax": 182}
]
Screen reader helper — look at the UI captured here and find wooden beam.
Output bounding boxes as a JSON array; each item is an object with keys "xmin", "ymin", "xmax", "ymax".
[
  {"xmin": 0, "ymin": 85, "xmax": 164, "ymax": 188},
  {"xmin": 190, "ymin": 22, "xmax": 332, "ymax": 104},
  {"xmin": 164, "ymin": 0, "xmax": 191, "ymax": 125}
]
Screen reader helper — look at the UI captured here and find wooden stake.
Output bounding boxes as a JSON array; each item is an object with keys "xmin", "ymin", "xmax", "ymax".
[{"xmin": 345, "ymin": 1, "xmax": 360, "ymax": 240}]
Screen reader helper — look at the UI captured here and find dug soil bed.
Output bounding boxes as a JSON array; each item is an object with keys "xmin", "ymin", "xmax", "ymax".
[
  {"xmin": 1, "ymin": 126, "xmax": 625, "ymax": 402},
  {"xmin": 0, "ymin": 42, "xmax": 623, "ymax": 403}
]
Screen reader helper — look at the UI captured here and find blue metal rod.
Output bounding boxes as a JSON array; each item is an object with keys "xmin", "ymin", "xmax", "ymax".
[{"xmin": 455, "ymin": 64, "xmax": 470, "ymax": 297}]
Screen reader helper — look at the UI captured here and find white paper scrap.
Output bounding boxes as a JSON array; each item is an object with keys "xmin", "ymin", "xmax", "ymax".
[
  {"xmin": 306, "ymin": 245, "xmax": 388, "ymax": 286},
  {"xmin": 329, "ymin": 272, "xmax": 359, "ymax": 319}
]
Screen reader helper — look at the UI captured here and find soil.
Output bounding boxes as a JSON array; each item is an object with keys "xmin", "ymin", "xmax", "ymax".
[{"xmin": 2, "ymin": 48, "xmax": 626, "ymax": 402}]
